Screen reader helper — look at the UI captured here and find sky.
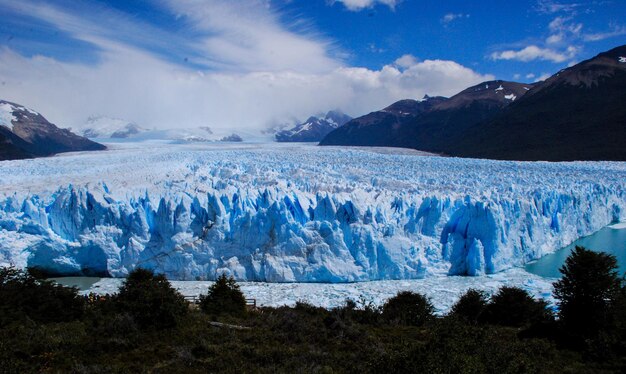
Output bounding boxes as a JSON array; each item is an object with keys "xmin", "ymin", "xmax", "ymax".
[{"xmin": 0, "ymin": 0, "xmax": 625, "ymax": 132}]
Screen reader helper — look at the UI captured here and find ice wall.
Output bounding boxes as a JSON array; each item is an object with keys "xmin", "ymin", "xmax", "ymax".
[{"xmin": 0, "ymin": 144, "xmax": 624, "ymax": 281}]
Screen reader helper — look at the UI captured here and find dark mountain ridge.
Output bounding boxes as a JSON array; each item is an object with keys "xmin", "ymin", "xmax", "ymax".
[
  {"xmin": 320, "ymin": 44, "xmax": 626, "ymax": 161},
  {"xmin": 320, "ymin": 80, "xmax": 529, "ymax": 151},
  {"xmin": 0, "ymin": 100, "xmax": 106, "ymax": 161},
  {"xmin": 451, "ymin": 45, "xmax": 626, "ymax": 161}
]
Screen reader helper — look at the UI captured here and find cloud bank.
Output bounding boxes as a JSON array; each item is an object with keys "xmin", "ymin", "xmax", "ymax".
[{"xmin": 0, "ymin": 0, "xmax": 492, "ymax": 133}]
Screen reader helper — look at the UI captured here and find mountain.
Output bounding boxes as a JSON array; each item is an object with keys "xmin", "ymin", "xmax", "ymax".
[
  {"xmin": 449, "ymin": 45, "xmax": 626, "ymax": 161},
  {"xmin": 0, "ymin": 101, "xmax": 106, "ymax": 161},
  {"xmin": 322, "ymin": 44, "xmax": 626, "ymax": 161},
  {"xmin": 320, "ymin": 82, "xmax": 529, "ymax": 151},
  {"xmin": 320, "ymin": 95, "xmax": 447, "ymax": 147},
  {"xmin": 275, "ymin": 110, "xmax": 352, "ymax": 142},
  {"xmin": 76, "ymin": 116, "xmax": 149, "ymax": 139}
]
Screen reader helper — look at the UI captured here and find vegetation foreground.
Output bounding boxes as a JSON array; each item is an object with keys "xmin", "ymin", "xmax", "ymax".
[{"xmin": 1, "ymin": 247, "xmax": 625, "ymax": 373}]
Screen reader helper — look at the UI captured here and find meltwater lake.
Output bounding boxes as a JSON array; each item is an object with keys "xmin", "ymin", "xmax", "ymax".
[{"xmin": 525, "ymin": 223, "xmax": 626, "ymax": 278}]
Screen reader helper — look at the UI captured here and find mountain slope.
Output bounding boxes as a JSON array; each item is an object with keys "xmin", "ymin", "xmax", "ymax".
[
  {"xmin": 320, "ymin": 81, "xmax": 529, "ymax": 151},
  {"xmin": 449, "ymin": 45, "xmax": 626, "ymax": 161},
  {"xmin": 319, "ymin": 96, "xmax": 447, "ymax": 146},
  {"xmin": 0, "ymin": 101, "xmax": 106, "ymax": 161},
  {"xmin": 276, "ymin": 110, "xmax": 352, "ymax": 142},
  {"xmin": 396, "ymin": 81, "xmax": 531, "ymax": 153}
]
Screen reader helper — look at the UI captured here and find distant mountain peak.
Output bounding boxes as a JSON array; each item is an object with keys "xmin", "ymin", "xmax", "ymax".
[
  {"xmin": 275, "ymin": 110, "xmax": 352, "ymax": 142},
  {"xmin": 0, "ymin": 100, "xmax": 105, "ymax": 160}
]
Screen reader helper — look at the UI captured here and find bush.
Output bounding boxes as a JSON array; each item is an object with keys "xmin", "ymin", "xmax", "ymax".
[
  {"xmin": 482, "ymin": 286, "xmax": 552, "ymax": 327},
  {"xmin": 553, "ymin": 246, "xmax": 623, "ymax": 339},
  {"xmin": 114, "ymin": 268, "xmax": 188, "ymax": 329},
  {"xmin": 0, "ymin": 267, "xmax": 84, "ymax": 326},
  {"xmin": 199, "ymin": 274, "xmax": 247, "ymax": 317},
  {"xmin": 449, "ymin": 289, "xmax": 488, "ymax": 323},
  {"xmin": 382, "ymin": 291, "xmax": 434, "ymax": 326}
]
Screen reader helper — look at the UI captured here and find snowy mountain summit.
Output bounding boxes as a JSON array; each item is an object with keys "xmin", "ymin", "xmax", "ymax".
[
  {"xmin": 275, "ymin": 110, "xmax": 351, "ymax": 142},
  {"xmin": 78, "ymin": 116, "xmax": 148, "ymax": 139},
  {"xmin": 0, "ymin": 100, "xmax": 105, "ymax": 161}
]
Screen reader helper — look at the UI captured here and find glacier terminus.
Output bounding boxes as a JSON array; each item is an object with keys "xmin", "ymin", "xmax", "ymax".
[{"xmin": 0, "ymin": 142, "xmax": 624, "ymax": 282}]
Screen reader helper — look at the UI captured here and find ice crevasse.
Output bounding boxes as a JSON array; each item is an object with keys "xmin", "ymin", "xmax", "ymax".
[{"xmin": 0, "ymin": 145, "xmax": 624, "ymax": 282}]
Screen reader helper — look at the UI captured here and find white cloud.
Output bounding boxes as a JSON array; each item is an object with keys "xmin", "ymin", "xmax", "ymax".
[
  {"xmin": 490, "ymin": 45, "xmax": 578, "ymax": 63},
  {"xmin": 160, "ymin": 0, "xmax": 341, "ymax": 74},
  {"xmin": 526, "ymin": 73, "xmax": 536, "ymax": 79},
  {"xmin": 441, "ymin": 13, "xmax": 469, "ymax": 25},
  {"xmin": 394, "ymin": 54, "xmax": 419, "ymax": 68},
  {"xmin": 583, "ymin": 25, "xmax": 626, "ymax": 41},
  {"xmin": 535, "ymin": 73, "xmax": 552, "ymax": 82},
  {"xmin": 331, "ymin": 0, "xmax": 399, "ymax": 11},
  {"xmin": 536, "ymin": 0, "xmax": 582, "ymax": 15},
  {"xmin": 0, "ymin": 0, "xmax": 492, "ymax": 133},
  {"xmin": 0, "ymin": 46, "xmax": 491, "ymax": 133}
]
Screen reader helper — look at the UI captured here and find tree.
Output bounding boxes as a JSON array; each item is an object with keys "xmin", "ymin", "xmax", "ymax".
[
  {"xmin": 483, "ymin": 286, "xmax": 552, "ymax": 327},
  {"xmin": 199, "ymin": 274, "xmax": 247, "ymax": 317},
  {"xmin": 450, "ymin": 289, "xmax": 488, "ymax": 323},
  {"xmin": 115, "ymin": 268, "xmax": 188, "ymax": 329},
  {"xmin": 553, "ymin": 246, "xmax": 623, "ymax": 338},
  {"xmin": 0, "ymin": 267, "xmax": 84, "ymax": 326},
  {"xmin": 382, "ymin": 291, "xmax": 434, "ymax": 326}
]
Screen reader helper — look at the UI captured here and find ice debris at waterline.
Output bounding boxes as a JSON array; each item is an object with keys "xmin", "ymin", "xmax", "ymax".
[{"xmin": 0, "ymin": 142, "xmax": 624, "ymax": 282}]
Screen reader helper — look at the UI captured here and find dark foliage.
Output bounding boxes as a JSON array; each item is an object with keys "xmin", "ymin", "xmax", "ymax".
[
  {"xmin": 114, "ymin": 268, "xmax": 188, "ymax": 329},
  {"xmin": 0, "ymin": 267, "xmax": 84, "ymax": 326},
  {"xmin": 199, "ymin": 274, "xmax": 247, "ymax": 317},
  {"xmin": 1, "ymin": 263, "xmax": 625, "ymax": 372},
  {"xmin": 554, "ymin": 246, "xmax": 623, "ymax": 338},
  {"xmin": 449, "ymin": 288, "xmax": 488, "ymax": 323},
  {"xmin": 382, "ymin": 291, "xmax": 434, "ymax": 326},
  {"xmin": 482, "ymin": 286, "xmax": 553, "ymax": 327}
]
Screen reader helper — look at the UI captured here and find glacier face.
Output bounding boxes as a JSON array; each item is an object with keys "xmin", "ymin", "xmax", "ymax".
[{"xmin": 0, "ymin": 142, "xmax": 624, "ymax": 281}]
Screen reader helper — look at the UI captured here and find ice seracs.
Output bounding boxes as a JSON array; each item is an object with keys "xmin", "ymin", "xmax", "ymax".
[{"xmin": 0, "ymin": 143, "xmax": 624, "ymax": 282}]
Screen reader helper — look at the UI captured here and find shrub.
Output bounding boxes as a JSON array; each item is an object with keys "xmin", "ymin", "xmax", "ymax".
[
  {"xmin": 199, "ymin": 274, "xmax": 246, "ymax": 317},
  {"xmin": 449, "ymin": 288, "xmax": 488, "ymax": 323},
  {"xmin": 114, "ymin": 268, "xmax": 188, "ymax": 329},
  {"xmin": 382, "ymin": 291, "xmax": 434, "ymax": 326},
  {"xmin": 0, "ymin": 267, "xmax": 84, "ymax": 326},
  {"xmin": 482, "ymin": 286, "xmax": 552, "ymax": 327},
  {"xmin": 553, "ymin": 246, "xmax": 623, "ymax": 339}
]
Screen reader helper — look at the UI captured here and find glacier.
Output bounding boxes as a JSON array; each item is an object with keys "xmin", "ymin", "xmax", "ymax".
[{"xmin": 0, "ymin": 142, "xmax": 624, "ymax": 282}]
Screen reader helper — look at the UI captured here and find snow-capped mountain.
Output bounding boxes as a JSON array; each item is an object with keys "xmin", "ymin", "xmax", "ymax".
[
  {"xmin": 0, "ymin": 100, "xmax": 106, "ymax": 161},
  {"xmin": 0, "ymin": 143, "xmax": 623, "ymax": 281},
  {"xmin": 451, "ymin": 44, "xmax": 626, "ymax": 161},
  {"xmin": 275, "ymin": 110, "xmax": 351, "ymax": 142},
  {"xmin": 77, "ymin": 116, "xmax": 149, "ymax": 139},
  {"xmin": 320, "ymin": 81, "xmax": 529, "ymax": 151}
]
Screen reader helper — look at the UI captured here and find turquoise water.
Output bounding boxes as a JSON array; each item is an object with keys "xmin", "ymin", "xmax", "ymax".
[
  {"xmin": 525, "ymin": 225, "xmax": 626, "ymax": 278},
  {"xmin": 50, "ymin": 277, "xmax": 102, "ymax": 291}
]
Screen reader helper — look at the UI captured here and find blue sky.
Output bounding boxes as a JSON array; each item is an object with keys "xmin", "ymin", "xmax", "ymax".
[{"xmin": 0, "ymin": 0, "xmax": 625, "ymax": 130}]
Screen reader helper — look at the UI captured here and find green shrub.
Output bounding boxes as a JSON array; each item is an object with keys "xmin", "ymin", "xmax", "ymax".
[
  {"xmin": 114, "ymin": 268, "xmax": 188, "ymax": 329},
  {"xmin": 382, "ymin": 291, "xmax": 434, "ymax": 326},
  {"xmin": 449, "ymin": 288, "xmax": 488, "ymax": 323},
  {"xmin": 482, "ymin": 286, "xmax": 552, "ymax": 327},
  {"xmin": 199, "ymin": 274, "xmax": 247, "ymax": 317},
  {"xmin": 0, "ymin": 267, "xmax": 84, "ymax": 326}
]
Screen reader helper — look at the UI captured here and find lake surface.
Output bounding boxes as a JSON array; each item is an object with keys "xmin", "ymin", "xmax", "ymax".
[
  {"xmin": 50, "ymin": 276, "xmax": 102, "ymax": 291},
  {"xmin": 525, "ymin": 224, "xmax": 626, "ymax": 278}
]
